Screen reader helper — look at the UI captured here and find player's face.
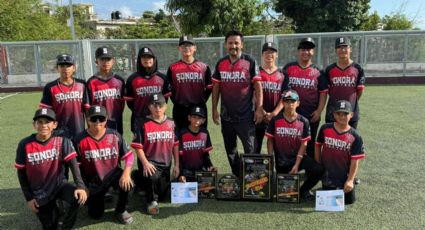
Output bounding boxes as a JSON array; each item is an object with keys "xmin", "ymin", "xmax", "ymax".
[
  {"xmin": 333, "ymin": 112, "xmax": 353, "ymax": 125},
  {"xmin": 283, "ymin": 99, "xmax": 299, "ymax": 112},
  {"xmin": 57, "ymin": 64, "xmax": 76, "ymax": 79},
  {"xmin": 96, "ymin": 57, "xmax": 114, "ymax": 73},
  {"xmin": 262, "ymin": 49, "xmax": 277, "ymax": 64},
  {"xmin": 149, "ymin": 103, "xmax": 167, "ymax": 118},
  {"xmin": 179, "ymin": 43, "xmax": 196, "ymax": 57},
  {"xmin": 87, "ymin": 116, "xmax": 107, "ymax": 131},
  {"xmin": 141, "ymin": 55, "xmax": 154, "ymax": 68},
  {"xmin": 336, "ymin": 45, "xmax": 351, "ymax": 59},
  {"xmin": 225, "ymin": 36, "xmax": 243, "ymax": 58},
  {"xmin": 298, "ymin": 48, "xmax": 314, "ymax": 62},
  {"xmin": 188, "ymin": 115, "xmax": 205, "ymax": 128},
  {"xmin": 33, "ymin": 118, "xmax": 57, "ymax": 138}
]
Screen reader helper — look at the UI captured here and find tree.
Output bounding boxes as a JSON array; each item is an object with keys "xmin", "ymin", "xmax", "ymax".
[
  {"xmin": 54, "ymin": 5, "xmax": 98, "ymax": 39},
  {"xmin": 382, "ymin": 13, "xmax": 413, "ymax": 30},
  {"xmin": 274, "ymin": 0, "xmax": 370, "ymax": 33},
  {"xmin": 166, "ymin": 0, "xmax": 265, "ymax": 36},
  {"xmin": 154, "ymin": 9, "xmax": 166, "ymax": 23},
  {"xmin": 360, "ymin": 11, "xmax": 381, "ymax": 31}
]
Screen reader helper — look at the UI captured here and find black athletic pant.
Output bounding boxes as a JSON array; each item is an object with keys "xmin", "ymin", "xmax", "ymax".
[
  {"xmin": 138, "ymin": 162, "xmax": 171, "ymax": 203},
  {"xmin": 36, "ymin": 183, "xmax": 79, "ymax": 230},
  {"xmin": 173, "ymin": 103, "xmax": 207, "ymax": 132},
  {"xmin": 86, "ymin": 169, "xmax": 129, "ymax": 218},
  {"xmin": 221, "ymin": 119, "xmax": 256, "ymax": 177},
  {"xmin": 322, "ymin": 185, "xmax": 356, "ymax": 204},
  {"xmin": 254, "ymin": 121, "xmax": 268, "ymax": 154},
  {"xmin": 276, "ymin": 156, "xmax": 324, "ymax": 195},
  {"xmin": 306, "ymin": 120, "xmax": 320, "ymax": 158}
]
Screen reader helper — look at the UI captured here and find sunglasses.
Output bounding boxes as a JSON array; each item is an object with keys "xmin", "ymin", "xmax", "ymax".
[{"xmin": 89, "ymin": 116, "xmax": 106, "ymax": 123}]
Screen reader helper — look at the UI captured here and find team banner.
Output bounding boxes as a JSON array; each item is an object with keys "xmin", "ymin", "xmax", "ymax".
[
  {"xmin": 216, "ymin": 174, "xmax": 241, "ymax": 200},
  {"xmin": 276, "ymin": 174, "xmax": 300, "ymax": 203},
  {"xmin": 195, "ymin": 171, "xmax": 217, "ymax": 199},
  {"xmin": 241, "ymin": 154, "xmax": 273, "ymax": 201}
]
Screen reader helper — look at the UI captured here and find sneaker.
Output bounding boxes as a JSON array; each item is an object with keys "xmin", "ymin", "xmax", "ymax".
[
  {"xmin": 105, "ymin": 192, "xmax": 114, "ymax": 202},
  {"xmin": 300, "ymin": 191, "xmax": 315, "ymax": 201},
  {"xmin": 147, "ymin": 201, "xmax": 159, "ymax": 215},
  {"xmin": 118, "ymin": 211, "xmax": 133, "ymax": 224},
  {"xmin": 354, "ymin": 178, "xmax": 360, "ymax": 185}
]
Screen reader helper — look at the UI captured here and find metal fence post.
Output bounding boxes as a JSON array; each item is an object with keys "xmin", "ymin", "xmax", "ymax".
[
  {"xmin": 403, "ymin": 32, "xmax": 409, "ymax": 77},
  {"xmin": 34, "ymin": 44, "xmax": 42, "ymax": 86}
]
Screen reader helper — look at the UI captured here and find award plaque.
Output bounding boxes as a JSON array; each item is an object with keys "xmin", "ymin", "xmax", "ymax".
[
  {"xmin": 216, "ymin": 174, "xmax": 240, "ymax": 200},
  {"xmin": 195, "ymin": 171, "xmax": 217, "ymax": 199},
  {"xmin": 276, "ymin": 174, "xmax": 300, "ymax": 203},
  {"xmin": 241, "ymin": 154, "xmax": 273, "ymax": 201}
]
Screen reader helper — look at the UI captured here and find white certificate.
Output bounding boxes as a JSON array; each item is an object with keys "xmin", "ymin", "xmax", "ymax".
[
  {"xmin": 315, "ymin": 190, "xmax": 345, "ymax": 212},
  {"xmin": 171, "ymin": 182, "xmax": 198, "ymax": 204}
]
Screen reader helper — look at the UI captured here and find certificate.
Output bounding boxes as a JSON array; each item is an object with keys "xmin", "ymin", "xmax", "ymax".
[
  {"xmin": 171, "ymin": 182, "xmax": 198, "ymax": 204},
  {"xmin": 315, "ymin": 190, "xmax": 345, "ymax": 212}
]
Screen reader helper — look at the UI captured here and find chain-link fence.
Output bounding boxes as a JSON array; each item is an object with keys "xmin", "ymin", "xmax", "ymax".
[{"xmin": 1, "ymin": 30, "xmax": 424, "ymax": 88}]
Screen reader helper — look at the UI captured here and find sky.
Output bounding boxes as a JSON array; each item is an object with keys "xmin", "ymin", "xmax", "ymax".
[{"xmin": 50, "ymin": 0, "xmax": 425, "ymax": 29}]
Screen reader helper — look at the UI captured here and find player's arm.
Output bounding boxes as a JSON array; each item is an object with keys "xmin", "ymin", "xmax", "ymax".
[
  {"xmin": 344, "ymin": 159, "xmax": 360, "ymax": 193},
  {"xmin": 314, "ymin": 144, "xmax": 322, "ymax": 163},
  {"xmin": 266, "ymin": 101, "xmax": 283, "ymax": 122},
  {"xmin": 253, "ymin": 80, "xmax": 264, "ymax": 124},
  {"xmin": 120, "ymin": 153, "xmax": 135, "ymax": 192},
  {"xmin": 68, "ymin": 158, "xmax": 88, "ymax": 205},
  {"xmin": 211, "ymin": 82, "xmax": 220, "ymax": 125},
  {"xmin": 266, "ymin": 138, "xmax": 274, "ymax": 155},
  {"xmin": 311, "ymin": 93, "xmax": 327, "ymax": 123},
  {"xmin": 134, "ymin": 148, "xmax": 156, "ymax": 177},
  {"xmin": 290, "ymin": 141, "xmax": 307, "ymax": 174},
  {"xmin": 17, "ymin": 170, "xmax": 39, "ymax": 213},
  {"xmin": 172, "ymin": 145, "xmax": 180, "ymax": 178}
]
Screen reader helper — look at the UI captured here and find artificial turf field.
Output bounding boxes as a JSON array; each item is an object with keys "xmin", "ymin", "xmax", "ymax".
[{"xmin": 0, "ymin": 85, "xmax": 424, "ymax": 229}]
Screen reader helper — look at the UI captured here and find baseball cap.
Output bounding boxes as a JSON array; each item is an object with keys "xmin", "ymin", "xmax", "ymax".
[
  {"xmin": 95, "ymin": 47, "xmax": 113, "ymax": 59},
  {"xmin": 149, "ymin": 93, "xmax": 166, "ymax": 105},
  {"xmin": 190, "ymin": 106, "xmax": 206, "ymax": 118},
  {"xmin": 298, "ymin": 37, "xmax": 316, "ymax": 49},
  {"xmin": 86, "ymin": 105, "xmax": 107, "ymax": 118},
  {"xmin": 334, "ymin": 100, "xmax": 352, "ymax": 113},
  {"xmin": 139, "ymin": 47, "xmax": 155, "ymax": 57},
  {"xmin": 56, "ymin": 54, "xmax": 75, "ymax": 65},
  {"xmin": 179, "ymin": 35, "xmax": 195, "ymax": 46},
  {"xmin": 335, "ymin": 37, "xmax": 351, "ymax": 48},
  {"xmin": 262, "ymin": 42, "xmax": 278, "ymax": 53},
  {"xmin": 281, "ymin": 90, "xmax": 299, "ymax": 101},
  {"xmin": 33, "ymin": 108, "xmax": 56, "ymax": 121}
]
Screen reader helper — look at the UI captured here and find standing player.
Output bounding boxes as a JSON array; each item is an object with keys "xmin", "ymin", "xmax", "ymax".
[
  {"xmin": 284, "ymin": 38, "xmax": 328, "ymax": 157},
  {"xmin": 125, "ymin": 47, "xmax": 171, "ymax": 134},
  {"xmin": 87, "ymin": 47, "xmax": 126, "ymax": 135},
  {"xmin": 255, "ymin": 42, "xmax": 289, "ymax": 153},
  {"xmin": 73, "ymin": 105, "xmax": 134, "ymax": 224},
  {"xmin": 315, "ymin": 100, "xmax": 365, "ymax": 204},
  {"xmin": 211, "ymin": 30, "xmax": 263, "ymax": 177},
  {"xmin": 40, "ymin": 54, "xmax": 90, "ymax": 138},
  {"xmin": 131, "ymin": 93, "xmax": 179, "ymax": 215},
  {"xmin": 167, "ymin": 35, "xmax": 212, "ymax": 131},
  {"xmin": 324, "ymin": 37, "xmax": 365, "ymax": 129},
  {"xmin": 266, "ymin": 90, "xmax": 323, "ymax": 199},
  {"xmin": 15, "ymin": 108, "xmax": 87, "ymax": 230},
  {"xmin": 178, "ymin": 106, "xmax": 216, "ymax": 182}
]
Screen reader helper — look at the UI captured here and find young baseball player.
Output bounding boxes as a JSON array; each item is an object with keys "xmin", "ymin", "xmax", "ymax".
[
  {"xmin": 40, "ymin": 54, "xmax": 90, "ymax": 138},
  {"xmin": 86, "ymin": 47, "xmax": 126, "ymax": 135},
  {"xmin": 73, "ymin": 105, "xmax": 134, "ymax": 224},
  {"xmin": 266, "ymin": 90, "xmax": 323, "ymax": 200},
  {"xmin": 125, "ymin": 47, "xmax": 171, "ymax": 134},
  {"xmin": 131, "ymin": 93, "xmax": 179, "ymax": 215},
  {"xmin": 315, "ymin": 100, "xmax": 365, "ymax": 204},
  {"xmin": 178, "ymin": 106, "xmax": 216, "ymax": 182},
  {"xmin": 15, "ymin": 108, "xmax": 87, "ymax": 230},
  {"xmin": 167, "ymin": 35, "xmax": 213, "ymax": 132},
  {"xmin": 211, "ymin": 30, "xmax": 263, "ymax": 177},
  {"xmin": 284, "ymin": 38, "xmax": 328, "ymax": 158},
  {"xmin": 255, "ymin": 41, "xmax": 290, "ymax": 153}
]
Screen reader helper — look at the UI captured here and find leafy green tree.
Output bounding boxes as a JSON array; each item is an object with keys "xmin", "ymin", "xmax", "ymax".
[
  {"xmin": 274, "ymin": 0, "xmax": 370, "ymax": 32},
  {"xmin": 382, "ymin": 13, "xmax": 413, "ymax": 30},
  {"xmin": 54, "ymin": 5, "xmax": 98, "ymax": 39},
  {"xmin": 360, "ymin": 11, "xmax": 381, "ymax": 31},
  {"xmin": 154, "ymin": 9, "xmax": 166, "ymax": 23}
]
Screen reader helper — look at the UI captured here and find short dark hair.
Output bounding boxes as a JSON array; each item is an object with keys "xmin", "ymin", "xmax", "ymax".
[{"xmin": 225, "ymin": 30, "xmax": 244, "ymax": 42}]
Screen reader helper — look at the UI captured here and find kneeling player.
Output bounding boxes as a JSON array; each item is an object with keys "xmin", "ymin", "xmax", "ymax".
[
  {"xmin": 15, "ymin": 108, "xmax": 87, "ymax": 230},
  {"xmin": 266, "ymin": 90, "xmax": 324, "ymax": 200},
  {"xmin": 315, "ymin": 100, "xmax": 365, "ymax": 204},
  {"xmin": 178, "ymin": 106, "xmax": 216, "ymax": 182},
  {"xmin": 131, "ymin": 93, "xmax": 180, "ymax": 215},
  {"xmin": 73, "ymin": 105, "xmax": 134, "ymax": 224}
]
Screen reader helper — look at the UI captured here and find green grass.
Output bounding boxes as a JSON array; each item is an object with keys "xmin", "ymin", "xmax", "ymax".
[{"xmin": 1, "ymin": 85, "xmax": 425, "ymax": 229}]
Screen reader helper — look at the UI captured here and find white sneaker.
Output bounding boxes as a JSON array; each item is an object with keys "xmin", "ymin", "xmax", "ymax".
[{"xmin": 147, "ymin": 201, "xmax": 159, "ymax": 215}]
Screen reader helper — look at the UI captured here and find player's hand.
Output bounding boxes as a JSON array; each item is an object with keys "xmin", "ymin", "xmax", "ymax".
[
  {"xmin": 27, "ymin": 199, "xmax": 39, "ymax": 213},
  {"xmin": 179, "ymin": 176, "xmax": 186, "ymax": 183},
  {"xmin": 344, "ymin": 180, "xmax": 354, "ymax": 193},
  {"xmin": 310, "ymin": 110, "xmax": 321, "ymax": 123},
  {"xmin": 74, "ymin": 188, "xmax": 88, "ymax": 205},
  {"xmin": 289, "ymin": 165, "xmax": 299, "ymax": 175},
  {"xmin": 119, "ymin": 174, "xmax": 134, "ymax": 192},
  {"xmin": 208, "ymin": 166, "xmax": 217, "ymax": 172},
  {"xmin": 212, "ymin": 109, "xmax": 220, "ymax": 125},
  {"xmin": 254, "ymin": 109, "xmax": 264, "ymax": 125},
  {"xmin": 143, "ymin": 161, "xmax": 157, "ymax": 177},
  {"xmin": 264, "ymin": 112, "xmax": 273, "ymax": 123},
  {"xmin": 172, "ymin": 166, "xmax": 180, "ymax": 179}
]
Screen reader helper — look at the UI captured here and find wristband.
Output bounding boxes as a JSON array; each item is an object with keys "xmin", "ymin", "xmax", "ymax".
[{"xmin": 297, "ymin": 154, "xmax": 304, "ymax": 158}]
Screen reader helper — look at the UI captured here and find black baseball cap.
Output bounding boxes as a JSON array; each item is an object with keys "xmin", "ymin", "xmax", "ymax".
[
  {"xmin": 298, "ymin": 37, "xmax": 316, "ymax": 49},
  {"xmin": 179, "ymin": 35, "xmax": 195, "ymax": 46},
  {"xmin": 335, "ymin": 37, "xmax": 351, "ymax": 48},
  {"xmin": 56, "ymin": 54, "xmax": 75, "ymax": 65},
  {"xmin": 149, "ymin": 93, "xmax": 166, "ymax": 105},
  {"xmin": 334, "ymin": 100, "xmax": 352, "ymax": 113},
  {"xmin": 95, "ymin": 47, "xmax": 113, "ymax": 59},
  {"xmin": 33, "ymin": 108, "xmax": 56, "ymax": 121},
  {"xmin": 281, "ymin": 90, "xmax": 299, "ymax": 101},
  {"xmin": 86, "ymin": 105, "xmax": 107, "ymax": 118},
  {"xmin": 139, "ymin": 47, "xmax": 155, "ymax": 57},
  {"xmin": 262, "ymin": 42, "xmax": 278, "ymax": 53},
  {"xmin": 190, "ymin": 106, "xmax": 206, "ymax": 118}
]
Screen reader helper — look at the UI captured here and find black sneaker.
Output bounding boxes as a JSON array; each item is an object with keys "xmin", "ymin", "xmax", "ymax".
[
  {"xmin": 300, "ymin": 191, "xmax": 315, "ymax": 201},
  {"xmin": 105, "ymin": 192, "xmax": 114, "ymax": 202}
]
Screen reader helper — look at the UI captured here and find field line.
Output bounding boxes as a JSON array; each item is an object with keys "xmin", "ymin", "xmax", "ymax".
[{"xmin": 0, "ymin": 93, "xmax": 20, "ymax": 100}]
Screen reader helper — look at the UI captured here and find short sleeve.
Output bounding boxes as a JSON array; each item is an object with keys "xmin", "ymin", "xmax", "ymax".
[
  {"xmin": 118, "ymin": 133, "xmax": 132, "ymax": 159},
  {"xmin": 62, "ymin": 137, "xmax": 77, "ymax": 162},
  {"xmin": 204, "ymin": 131, "xmax": 213, "ymax": 152},
  {"xmin": 15, "ymin": 140, "xmax": 27, "ymax": 169},
  {"xmin": 318, "ymin": 69, "xmax": 328, "ymax": 93},
  {"xmin": 301, "ymin": 117, "xmax": 311, "ymax": 139},
  {"xmin": 316, "ymin": 124, "xmax": 326, "ymax": 144},
  {"xmin": 40, "ymin": 85, "xmax": 53, "ymax": 108},
  {"xmin": 265, "ymin": 117, "xmax": 276, "ymax": 138},
  {"xmin": 131, "ymin": 124, "xmax": 145, "ymax": 149},
  {"xmin": 351, "ymin": 132, "xmax": 365, "ymax": 160}
]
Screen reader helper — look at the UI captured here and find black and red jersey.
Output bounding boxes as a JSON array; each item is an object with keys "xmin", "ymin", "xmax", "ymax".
[
  {"xmin": 178, "ymin": 127, "xmax": 213, "ymax": 171},
  {"xmin": 316, "ymin": 123, "xmax": 365, "ymax": 188},
  {"xmin": 265, "ymin": 113, "xmax": 311, "ymax": 166},
  {"xmin": 131, "ymin": 117, "xmax": 178, "ymax": 166},
  {"xmin": 324, "ymin": 62, "xmax": 365, "ymax": 122},
  {"xmin": 259, "ymin": 67, "xmax": 289, "ymax": 113},
  {"xmin": 284, "ymin": 62, "xmax": 328, "ymax": 119},
  {"xmin": 40, "ymin": 78, "xmax": 89, "ymax": 138},
  {"xmin": 167, "ymin": 60, "xmax": 212, "ymax": 106},
  {"xmin": 15, "ymin": 134, "xmax": 77, "ymax": 205},
  {"xmin": 73, "ymin": 128, "xmax": 132, "ymax": 186},
  {"xmin": 86, "ymin": 74, "xmax": 125, "ymax": 134},
  {"xmin": 212, "ymin": 54, "xmax": 261, "ymax": 122}
]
